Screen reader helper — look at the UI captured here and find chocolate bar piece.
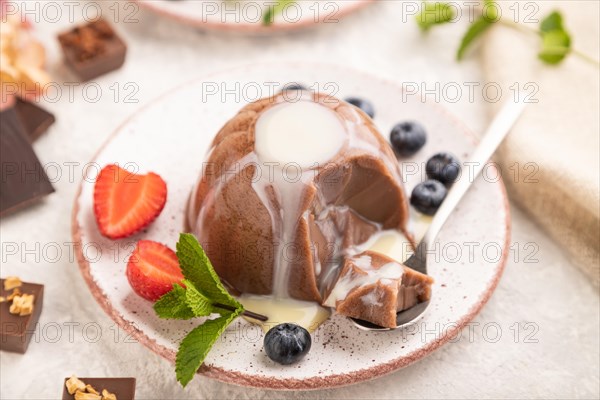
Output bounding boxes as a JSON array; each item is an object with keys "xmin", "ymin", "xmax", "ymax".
[
  {"xmin": 14, "ymin": 98, "xmax": 55, "ymax": 141},
  {"xmin": 0, "ymin": 279, "xmax": 44, "ymax": 354},
  {"xmin": 58, "ymin": 19, "xmax": 127, "ymax": 82},
  {"xmin": 0, "ymin": 107, "xmax": 55, "ymax": 217},
  {"xmin": 62, "ymin": 377, "xmax": 136, "ymax": 399}
]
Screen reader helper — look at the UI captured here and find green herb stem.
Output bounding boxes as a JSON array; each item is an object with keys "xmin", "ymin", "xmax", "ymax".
[
  {"xmin": 498, "ymin": 18, "xmax": 537, "ymax": 35},
  {"xmin": 214, "ymin": 303, "xmax": 268, "ymax": 322},
  {"xmin": 570, "ymin": 48, "xmax": 600, "ymax": 67},
  {"xmin": 499, "ymin": 18, "xmax": 600, "ymax": 67}
]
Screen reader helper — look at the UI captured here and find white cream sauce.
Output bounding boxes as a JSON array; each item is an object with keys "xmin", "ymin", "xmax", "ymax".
[
  {"xmin": 352, "ymin": 229, "xmax": 412, "ymax": 264},
  {"xmin": 254, "ymin": 101, "xmax": 346, "ymax": 168},
  {"xmin": 238, "ymin": 294, "xmax": 330, "ymax": 333}
]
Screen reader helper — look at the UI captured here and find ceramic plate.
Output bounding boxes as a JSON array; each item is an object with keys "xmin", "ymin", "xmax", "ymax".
[
  {"xmin": 134, "ymin": 0, "xmax": 374, "ymax": 33},
  {"xmin": 72, "ymin": 62, "xmax": 510, "ymax": 390}
]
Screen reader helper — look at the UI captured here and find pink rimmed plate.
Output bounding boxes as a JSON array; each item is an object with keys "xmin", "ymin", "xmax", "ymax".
[
  {"xmin": 72, "ymin": 62, "xmax": 510, "ymax": 390},
  {"xmin": 133, "ymin": 0, "xmax": 375, "ymax": 33}
]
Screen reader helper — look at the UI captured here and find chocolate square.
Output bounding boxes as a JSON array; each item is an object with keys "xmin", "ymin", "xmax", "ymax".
[
  {"xmin": 58, "ymin": 19, "xmax": 127, "ymax": 82},
  {"xmin": 0, "ymin": 279, "xmax": 44, "ymax": 354},
  {"xmin": 0, "ymin": 107, "xmax": 55, "ymax": 217},
  {"xmin": 62, "ymin": 377, "xmax": 136, "ymax": 399},
  {"xmin": 14, "ymin": 98, "xmax": 56, "ymax": 142}
]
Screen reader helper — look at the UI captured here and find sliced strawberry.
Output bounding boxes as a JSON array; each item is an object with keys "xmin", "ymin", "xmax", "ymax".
[
  {"xmin": 126, "ymin": 240, "xmax": 183, "ymax": 301},
  {"xmin": 94, "ymin": 164, "xmax": 167, "ymax": 239}
]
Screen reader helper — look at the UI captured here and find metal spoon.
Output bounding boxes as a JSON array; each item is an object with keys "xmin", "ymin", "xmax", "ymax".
[{"xmin": 351, "ymin": 97, "xmax": 527, "ymax": 331}]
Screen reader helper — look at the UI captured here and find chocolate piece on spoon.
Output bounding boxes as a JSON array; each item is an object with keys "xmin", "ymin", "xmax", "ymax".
[{"xmin": 0, "ymin": 107, "xmax": 55, "ymax": 217}]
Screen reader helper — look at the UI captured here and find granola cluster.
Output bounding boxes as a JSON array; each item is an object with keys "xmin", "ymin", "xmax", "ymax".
[
  {"xmin": 65, "ymin": 376, "xmax": 117, "ymax": 400},
  {"xmin": 0, "ymin": 276, "xmax": 35, "ymax": 316}
]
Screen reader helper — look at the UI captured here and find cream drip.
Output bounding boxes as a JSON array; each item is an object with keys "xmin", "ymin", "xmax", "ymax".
[
  {"xmin": 350, "ymin": 229, "xmax": 412, "ymax": 264},
  {"xmin": 253, "ymin": 99, "xmax": 347, "ymax": 298}
]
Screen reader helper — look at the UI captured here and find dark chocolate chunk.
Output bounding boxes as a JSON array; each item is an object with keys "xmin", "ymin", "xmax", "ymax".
[
  {"xmin": 62, "ymin": 377, "xmax": 136, "ymax": 400},
  {"xmin": 0, "ymin": 107, "xmax": 55, "ymax": 217},
  {"xmin": 58, "ymin": 19, "xmax": 127, "ymax": 82},
  {"xmin": 14, "ymin": 98, "xmax": 55, "ymax": 141},
  {"xmin": 0, "ymin": 279, "xmax": 44, "ymax": 354}
]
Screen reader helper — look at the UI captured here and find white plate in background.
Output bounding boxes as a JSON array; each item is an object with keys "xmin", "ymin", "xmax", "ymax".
[{"xmin": 134, "ymin": 0, "xmax": 375, "ymax": 33}]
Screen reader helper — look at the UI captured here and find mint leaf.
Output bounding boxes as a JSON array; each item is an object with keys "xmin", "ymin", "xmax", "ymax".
[
  {"xmin": 456, "ymin": 16, "xmax": 493, "ymax": 60},
  {"xmin": 416, "ymin": 2, "xmax": 455, "ymax": 31},
  {"xmin": 184, "ymin": 279, "xmax": 215, "ymax": 317},
  {"xmin": 154, "ymin": 234, "xmax": 247, "ymax": 387},
  {"xmin": 176, "ymin": 233, "xmax": 242, "ymax": 309},
  {"xmin": 540, "ymin": 11, "xmax": 563, "ymax": 33},
  {"xmin": 482, "ymin": 0, "xmax": 499, "ymax": 22},
  {"xmin": 538, "ymin": 11, "xmax": 571, "ymax": 65},
  {"xmin": 154, "ymin": 284, "xmax": 195, "ymax": 320},
  {"xmin": 175, "ymin": 309, "xmax": 242, "ymax": 387},
  {"xmin": 263, "ymin": 0, "xmax": 295, "ymax": 26},
  {"xmin": 539, "ymin": 29, "xmax": 571, "ymax": 64}
]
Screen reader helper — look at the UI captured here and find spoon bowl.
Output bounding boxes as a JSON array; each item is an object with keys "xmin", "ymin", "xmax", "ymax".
[
  {"xmin": 350, "ymin": 96, "xmax": 526, "ymax": 331},
  {"xmin": 350, "ymin": 301, "xmax": 431, "ymax": 331}
]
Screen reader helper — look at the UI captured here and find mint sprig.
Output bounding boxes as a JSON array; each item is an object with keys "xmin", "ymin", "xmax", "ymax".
[
  {"xmin": 175, "ymin": 309, "xmax": 243, "ymax": 387},
  {"xmin": 415, "ymin": 2, "xmax": 597, "ymax": 66},
  {"xmin": 153, "ymin": 233, "xmax": 246, "ymax": 387},
  {"xmin": 540, "ymin": 11, "xmax": 563, "ymax": 32},
  {"xmin": 456, "ymin": 15, "xmax": 493, "ymax": 60},
  {"xmin": 154, "ymin": 283, "xmax": 195, "ymax": 320},
  {"xmin": 416, "ymin": 2, "xmax": 455, "ymax": 32},
  {"xmin": 183, "ymin": 279, "xmax": 215, "ymax": 316},
  {"xmin": 175, "ymin": 233, "xmax": 241, "ymax": 309},
  {"xmin": 538, "ymin": 12, "xmax": 571, "ymax": 65},
  {"xmin": 263, "ymin": 0, "xmax": 296, "ymax": 26}
]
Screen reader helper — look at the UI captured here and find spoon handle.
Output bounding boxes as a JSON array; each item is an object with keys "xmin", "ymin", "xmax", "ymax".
[{"xmin": 421, "ymin": 97, "xmax": 527, "ymax": 253}]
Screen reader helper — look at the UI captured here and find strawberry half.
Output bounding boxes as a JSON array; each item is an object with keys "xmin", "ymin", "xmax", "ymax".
[
  {"xmin": 126, "ymin": 240, "xmax": 183, "ymax": 301},
  {"xmin": 94, "ymin": 164, "xmax": 167, "ymax": 239}
]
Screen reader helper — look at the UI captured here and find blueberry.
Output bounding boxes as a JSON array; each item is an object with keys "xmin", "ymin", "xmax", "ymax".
[
  {"xmin": 426, "ymin": 152, "xmax": 461, "ymax": 185},
  {"xmin": 282, "ymin": 83, "xmax": 307, "ymax": 91},
  {"xmin": 264, "ymin": 323, "xmax": 311, "ymax": 365},
  {"xmin": 410, "ymin": 180, "xmax": 447, "ymax": 215},
  {"xmin": 390, "ymin": 122, "xmax": 427, "ymax": 157},
  {"xmin": 345, "ymin": 97, "xmax": 375, "ymax": 119}
]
